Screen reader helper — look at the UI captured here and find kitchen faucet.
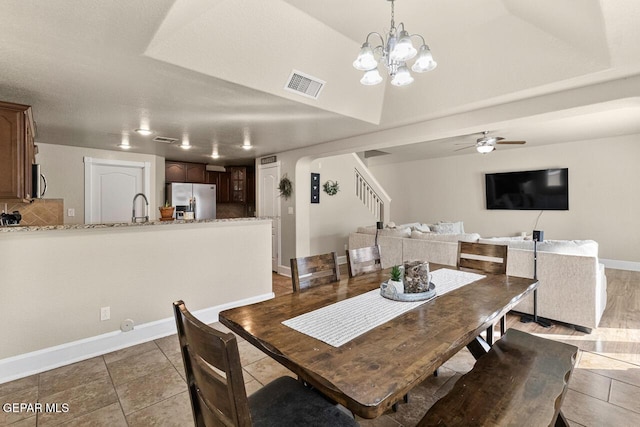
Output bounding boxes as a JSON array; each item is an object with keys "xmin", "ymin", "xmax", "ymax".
[{"xmin": 132, "ymin": 193, "xmax": 149, "ymax": 223}]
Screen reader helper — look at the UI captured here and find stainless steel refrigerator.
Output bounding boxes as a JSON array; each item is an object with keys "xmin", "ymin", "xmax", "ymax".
[{"xmin": 166, "ymin": 183, "xmax": 216, "ymax": 220}]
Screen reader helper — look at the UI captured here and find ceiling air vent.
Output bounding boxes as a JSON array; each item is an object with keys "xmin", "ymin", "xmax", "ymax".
[
  {"xmin": 364, "ymin": 150, "xmax": 390, "ymax": 158},
  {"xmin": 284, "ymin": 70, "xmax": 325, "ymax": 100},
  {"xmin": 153, "ymin": 136, "xmax": 179, "ymax": 144}
]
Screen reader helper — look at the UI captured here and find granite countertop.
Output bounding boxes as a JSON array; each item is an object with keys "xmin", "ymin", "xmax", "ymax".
[{"xmin": 0, "ymin": 217, "xmax": 270, "ymax": 233}]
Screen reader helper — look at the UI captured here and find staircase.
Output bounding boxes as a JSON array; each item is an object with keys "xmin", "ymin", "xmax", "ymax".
[{"xmin": 352, "ymin": 154, "xmax": 391, "ymax": 223}]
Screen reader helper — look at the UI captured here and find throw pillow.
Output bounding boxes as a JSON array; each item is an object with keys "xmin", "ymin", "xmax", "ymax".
[{"xmin": 432, "ymin": 223, "xmax": 456, "ymax": 234}]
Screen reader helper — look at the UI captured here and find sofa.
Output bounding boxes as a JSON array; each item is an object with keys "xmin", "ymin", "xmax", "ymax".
[{"xmin": 349, "ymin": 223, "xmax": 607, "ymax": 332}]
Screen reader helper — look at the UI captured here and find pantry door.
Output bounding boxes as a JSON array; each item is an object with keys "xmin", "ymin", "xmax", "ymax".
[{"xmin": 84, "ymin": 157, "xmax": 151, "ymax": 224}]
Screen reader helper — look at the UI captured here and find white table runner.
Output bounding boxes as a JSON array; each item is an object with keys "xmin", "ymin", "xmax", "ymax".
[{"xmin": 282, "ymin": 268, "xmax": 485, "ymax": 347}]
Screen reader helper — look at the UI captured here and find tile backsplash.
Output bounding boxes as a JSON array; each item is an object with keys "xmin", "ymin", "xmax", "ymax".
[{"xmin": 3, "ymin": 199, "xmax": 64, "ymax": 226}]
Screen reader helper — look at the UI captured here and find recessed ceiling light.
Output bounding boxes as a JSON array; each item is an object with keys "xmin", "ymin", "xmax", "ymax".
[
  {"xmin": 180, "ymin": 141, "xmax": 191, "ymax": 150},
  {"xmin": 242, "ymin": 144, "xmax": 252, "ymax": 150},
  {"xmin": 211, "ymin": 152, "xmax": 220, "ymax": 159},
  {"xmin": 134, "ymin": 128, "xmax": 153, "ymax": 136},
  {"xmin": 119, "ymin": 134, "xmax": 131, "ymax": 149}
]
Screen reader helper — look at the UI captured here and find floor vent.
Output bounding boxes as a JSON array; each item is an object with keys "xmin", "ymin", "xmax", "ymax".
[
  {"xmin": 284, "ymin": 70, "xmax": 325, "ymax": 99},
  {"xmin": 153, "ymin": 136, "xmax": 179, "ymax": 144}
]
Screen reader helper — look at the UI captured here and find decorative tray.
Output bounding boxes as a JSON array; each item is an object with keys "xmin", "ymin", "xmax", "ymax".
[{"xmin": 380, "ymin": 281, "xmax": 436, "ymax": 302}]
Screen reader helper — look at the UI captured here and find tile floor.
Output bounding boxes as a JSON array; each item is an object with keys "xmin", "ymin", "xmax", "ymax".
[{"xmin": 1, "ymin": 269, "xmax": 639, "ymax": 426}]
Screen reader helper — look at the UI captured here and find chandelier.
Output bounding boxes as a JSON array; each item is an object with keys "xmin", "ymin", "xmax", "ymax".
[{"xmin": 353, "ymin": 0, "xmax": 437, "ymax": 86}]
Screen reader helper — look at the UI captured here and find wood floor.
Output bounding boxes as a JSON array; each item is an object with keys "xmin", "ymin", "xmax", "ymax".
[{"xmin": 0, "ymin": 268, "xmax": 637, "ymax": 426}]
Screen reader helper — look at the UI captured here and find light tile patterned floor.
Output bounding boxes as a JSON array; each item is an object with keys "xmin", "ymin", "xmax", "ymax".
[{"xmin": 1, "ymin": 269, "xmax": 639, "ymax": 426}]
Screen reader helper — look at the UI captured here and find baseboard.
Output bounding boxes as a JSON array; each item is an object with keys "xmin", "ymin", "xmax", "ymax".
[
  {"xmin": 601, "ymin": 258, "xmax": 640, "ymax": 272},
  {"xmin": 277, "ymin": 265, "xmax": 291, "ymax": 277},
  {"xmin": 0, "ymin": 292, "xmax": 274, "ymax": 385}
]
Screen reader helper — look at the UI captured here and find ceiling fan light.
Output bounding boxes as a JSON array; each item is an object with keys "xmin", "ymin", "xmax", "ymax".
[
  {"xmin": 390, "ymin": 65, "xmax": 414, "ymax": 86},
  {"xmin": 389, "ymin": 30, "xmax": 417, "ymax": 62},
  {"xmin": 412, "ymin": 45, "xmax": 437, "ymax": 73},
  {"xmin": 476, "ymin": 144, "xmax": 495, "ymax": 154},
  {"xmin": 353, "ymin": 43, "xmax": 378, "ymax": 71},
  {"xmin": 360, "ymin": 68, "xmax": 383, "ymax": 85}
]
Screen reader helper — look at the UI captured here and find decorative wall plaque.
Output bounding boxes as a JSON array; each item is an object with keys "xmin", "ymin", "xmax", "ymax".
[{"xmin": 311, "ymin": 173, "xmax": 320, "ymax": 203}]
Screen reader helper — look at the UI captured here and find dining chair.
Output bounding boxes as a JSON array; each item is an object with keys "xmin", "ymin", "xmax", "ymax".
[
  {"xmin": 290, "ymin": 252, "xmax": 340, "ymax": 292},
  {"xmin": 456, "ymin": 241, "xmax": 509, "ymax": 345},
  {"xmin": 346, "ymin": 245, "xmax": 382, "ymax": 278},
  {"xmin": 173, "ymin": 300, "xmax": 358, "ymax": 427}
]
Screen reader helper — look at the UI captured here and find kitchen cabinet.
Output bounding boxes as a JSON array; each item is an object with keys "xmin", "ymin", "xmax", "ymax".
[
  {"xmin": 230, "ymin": 167, "xmax": 246, "ymax": 202},
  {"xmin": 246, "ymin": 166, "xmax": 255, "ymax": 215},
  {"xmin": 166, "ymin": 161, "xmax": 206, "ymax": 183},
  {"xmin": 0, "ymin": 100, "xmax": 35, "ymax": 202},
  {"xmin": 186, "ymin": 163, "xmax": 206, "ymax": 183},
  {"xmin": 218, "ymin": 172, "xmax": 231, "ymax": 203},
  {"xmin": 205, "ymin": 171, "xmax": 230, "ymax": 203},
  {"xmin": 165, "ymin": 161, "xmax": 187, "ymax": 183}
]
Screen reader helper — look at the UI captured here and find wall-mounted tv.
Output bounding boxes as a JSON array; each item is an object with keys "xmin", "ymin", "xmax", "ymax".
[{"xmin": 485, "ymin": 168, "xmax": 569, "ymax": 210}]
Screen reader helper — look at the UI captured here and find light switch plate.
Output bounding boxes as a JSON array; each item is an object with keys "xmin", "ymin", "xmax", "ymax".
[{"xmin": 288, "ymin": 206, "xmax": 294, "ymax": 215}]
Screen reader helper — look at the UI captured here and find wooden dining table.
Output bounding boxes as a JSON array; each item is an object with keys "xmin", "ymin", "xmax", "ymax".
[{"xmin": 219, "ymin": 264, "xmax": 538, "ymax": 419}]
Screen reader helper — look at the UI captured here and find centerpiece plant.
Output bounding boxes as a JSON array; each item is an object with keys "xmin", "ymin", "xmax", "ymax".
[{"xmin": 388, "ymin": 265, "xmax": 404, "ymax": 293}]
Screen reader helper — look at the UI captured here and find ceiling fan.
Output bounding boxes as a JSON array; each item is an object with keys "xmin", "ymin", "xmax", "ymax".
[{"xmin": 455, "ymin": 131, "xmax": 526, "ymax": 154}]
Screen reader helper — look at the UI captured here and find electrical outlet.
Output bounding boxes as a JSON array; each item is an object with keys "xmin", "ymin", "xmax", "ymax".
[{"xmin": 100, "ymin": 306, "xmax": 110, "ymax": 321}]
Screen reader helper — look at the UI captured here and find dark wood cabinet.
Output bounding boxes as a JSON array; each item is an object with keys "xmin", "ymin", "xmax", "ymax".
[
  {"xmin": 230, "ymin": 167, "xmax": 246, "ymax": 203},
  {"xmin": 205, "ymin": 171, "xmax": 218, "ymax": 185},
  {"xmin": 186, "ymin": 163, "xmax": 206, "ymax": 183},
  {"xmin": 166, "ymin": 161, "xmax": 206, "ymax": 183},
  {"xmin": 165, "ymin": 161, "xmax": 187, "ymax": 183},
  {"xmin": 217, "ymin": 172, "xmax": 231, "ymax": 203},
  {"xmin": 204, "ymin": 171, "xmax": 230, "ymax": 202},
  {"xmin": 0, "ymin": 100, "xmax": 35, "ymax": 202},
  {"xmin": 246, "ymin": 166, "xmax": 255, "ymax": 215}
]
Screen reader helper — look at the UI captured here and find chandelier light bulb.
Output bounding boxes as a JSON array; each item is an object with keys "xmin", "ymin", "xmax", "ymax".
[
  {"xmin": 412, "ymin": 45, "xmax": 437, "ymax": 73},
  {"xmin": 390, "ymin": 65, "xmax": 414, "ymax": 86},
  {"xmin": 353, "ymin": 43, "xmax": 378, "ymax": 71},
  {"xmin": 360, "ymin": 68, "xmax": 383, "ymax": 85},
  {"xmin": 389, "ymin": 30, "xmax": 417, "ymax": 62}
]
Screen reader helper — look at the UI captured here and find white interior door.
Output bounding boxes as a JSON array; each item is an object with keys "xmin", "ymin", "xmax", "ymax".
[
  {"xmin": 258, "ymin": 162, "xmax": 281, "ymax": 272},
  {"xmin": 84, "ymin": 157, "xmax": 151, "ymax": 224}
]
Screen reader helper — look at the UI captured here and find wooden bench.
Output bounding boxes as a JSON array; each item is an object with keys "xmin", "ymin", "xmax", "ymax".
[{"xmin": 418, "ymin": 329, "xmax": 578, "ymax": 427}]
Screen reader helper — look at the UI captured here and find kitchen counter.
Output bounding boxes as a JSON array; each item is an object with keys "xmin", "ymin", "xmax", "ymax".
[{"xmin": 0, "ymin": 217, "xmax": 267, "ymax": 233}]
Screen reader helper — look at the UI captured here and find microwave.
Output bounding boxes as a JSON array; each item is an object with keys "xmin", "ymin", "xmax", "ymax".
[{"xmin": 32, "ymin": 164, "xmax": 47, "ymax": 198}]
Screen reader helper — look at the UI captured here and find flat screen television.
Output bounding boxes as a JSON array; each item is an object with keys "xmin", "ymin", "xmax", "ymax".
[{"xmin": 485, "ymin": 168, "xmax": 569, "ymax": 210}]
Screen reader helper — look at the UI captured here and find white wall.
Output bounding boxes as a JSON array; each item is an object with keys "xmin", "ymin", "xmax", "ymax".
[
  {"xmin": 0, "ymin": 220, "xmax": 272, "ymax": 362},
  {"xmin": 309, "ymin": 154, "xmax": 381, "ymax": 256},
  {"xmin": 36, "ymin": 143, "xmax": 165, "ymax": 224},
  {"xmin": 369, "ymin": 134, "xmax": 640, "ymax": 263}
]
